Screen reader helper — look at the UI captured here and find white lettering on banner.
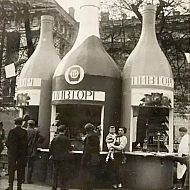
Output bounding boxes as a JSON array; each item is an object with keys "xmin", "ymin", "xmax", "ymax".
[
  {"xmin": 52, "ymin": 90, "xmax": 105, "ymax": 102},
  {"xmin": 17, "ymin": 78, "xmax": 41, "ymax": 88},
  {"xmin": 131, "ymin": 76, "xmax": 174, "ymax": 88}
]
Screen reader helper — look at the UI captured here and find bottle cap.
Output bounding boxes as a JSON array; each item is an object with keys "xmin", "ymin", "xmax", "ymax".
[
  {"xmin": 80, "ymin": 0, "xmax": 100, "ymax": 9},
  {"xmin": 142, "ymin": 4, "xmax": 156, "ymax": 14},
  {"xmin": 41, "ymin": 15, "xmax": 54, "ymax": 22}
]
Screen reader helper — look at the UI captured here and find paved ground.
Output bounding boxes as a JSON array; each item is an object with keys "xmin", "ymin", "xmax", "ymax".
[
  {"xmin": 0, "ymin": 177, "xmax": 129, "ymax": 190},
  {"xmin": 0, "ymin": 178, "xmax": 51, "ymax": 190},
  {"xmin": 0, "ymin": 177, "xmax": 180, "ymax": 190}
]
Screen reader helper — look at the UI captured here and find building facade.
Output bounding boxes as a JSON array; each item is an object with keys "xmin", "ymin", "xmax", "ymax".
[{"xmin": 0, "ymin": 0, "xmax": 78, "ymax": 107}]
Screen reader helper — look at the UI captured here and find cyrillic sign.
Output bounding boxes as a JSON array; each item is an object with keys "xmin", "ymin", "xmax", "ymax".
[
  {"xmin": 17, "ymin": 78, "xmax": 41, "ymax": 88},
  {"xmin": 52, "ymin": 90, "xmax": 105, "ymax": 102},
  {"xmin": 131, "ymin": 75, "xmax": 174, "ymax": 88}
]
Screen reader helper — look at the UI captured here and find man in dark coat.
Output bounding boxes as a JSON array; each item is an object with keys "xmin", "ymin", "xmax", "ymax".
[
  {"xmin": 6, "ymin": 117, "xmax": 28, "ymax": 190},
  {"xmin": 26, "ymin": 119, "xmax": 44, "ymax": 183},
  {"xmin": 49, "ymin": 125, "xmax": 72, "ymax": 190},
  {"xmin": 80, "ymin": 123, "xmax": 100, "ymax": 190}
]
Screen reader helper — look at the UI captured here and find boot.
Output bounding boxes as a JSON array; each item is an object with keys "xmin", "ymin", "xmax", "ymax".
[
  {"xmin": 52, "ymin": 186, "xmax": 57, "ymax": 190},
  {"xmin": 17, "ymin": 184, "xmax": 22, "ymax": 190}
]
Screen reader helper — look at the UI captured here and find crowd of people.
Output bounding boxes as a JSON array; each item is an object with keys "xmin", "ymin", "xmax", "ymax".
[
  {"xmin": 0, "ymin": 117, "xmax": 128, "ymax": 190},
  {"xmin": 0, "ymin": 117, "xmax": 44, "ymax": 190},
  {"xmin": 49, "ymin": 123, "xmax": 128, "ymax": 190},
  {"xmin": 0, "ymin": 117, "xmax": 189, "ymax": 190}
]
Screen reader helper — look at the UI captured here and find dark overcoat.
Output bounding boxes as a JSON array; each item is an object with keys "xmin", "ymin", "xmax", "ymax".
[
  {"xmin": 80, "ymin": 131, "xmax": 100, "ymax": 190},
  {"xmin": 49, "ymin": 134, "xmax": 71, "ymax": 160},
  {"xmin": 6, "ymin": 126, "xmax": 28, "ymax": 166}
]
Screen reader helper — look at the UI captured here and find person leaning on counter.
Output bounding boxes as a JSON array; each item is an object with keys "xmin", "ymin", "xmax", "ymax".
[
  {"xmin": 26, "ymin": 119, "xmax": 44, "ymax": 184},
  {"xmin": 49, "ymin": 125, "xmax": 73, "ymax": 190},
  {"xmin": 80, "ymin": 123, "xmax": 100, "ymax": 190}
]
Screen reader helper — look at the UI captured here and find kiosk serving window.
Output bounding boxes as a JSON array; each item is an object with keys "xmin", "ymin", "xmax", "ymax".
[
  {"xmin": 132, "ymin": 106, "xmax": 170, "ymax": 152},
  {"xmin": 56, "ymin": 104, "xmax": 101, "ymax": 150}
]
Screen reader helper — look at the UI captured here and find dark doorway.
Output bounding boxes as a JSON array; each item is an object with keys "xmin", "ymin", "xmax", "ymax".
[{"xmin": 23, "ymin": 106, "xmax": 39, "ymax": 125}]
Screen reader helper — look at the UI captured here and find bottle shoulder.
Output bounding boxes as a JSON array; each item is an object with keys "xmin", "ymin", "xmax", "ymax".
[
  {"xmin": 123, "ymin": 43, "xmax": 173, "ymax": 78},
  {"xmin": 54, "ymin": 36, "xmax": 121, "ymax": 79},
  {"xmin": 19, "ymin": 47, "xmax": 60, "ymax": 80}
]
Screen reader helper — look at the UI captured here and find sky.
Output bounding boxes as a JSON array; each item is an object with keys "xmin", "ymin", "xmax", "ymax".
[
  {"xmin": 55, "ymin": 0, "xmax": 80, "ymax": 20},
  {"xmin": 54, "ymin": 0, "xmax": 134, "ymax": 20},
  {"xmin": 55, "ymin": 0, "xmax": 78, "ymax": 10},
  {"xmin": 55, "ymin": 0, "xmax": 190, "ymax": 21}
]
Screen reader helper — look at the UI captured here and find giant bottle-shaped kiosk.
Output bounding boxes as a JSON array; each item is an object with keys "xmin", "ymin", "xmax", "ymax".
[
  {"xmin": 122, "ymin": 5, "xmax": 174, "ymax": 152},
  {"xmin": 16, "ymin": 15, "xmax": 60, "ymax": 147},
  {"xmin": 52, "ymin": 0, "xmax": 121, "ymax": 150}
]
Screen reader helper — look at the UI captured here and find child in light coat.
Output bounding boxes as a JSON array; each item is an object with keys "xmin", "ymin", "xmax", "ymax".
[{"xmin": 106, "ymin": 126, "xmax": 117, "ymax": 162}]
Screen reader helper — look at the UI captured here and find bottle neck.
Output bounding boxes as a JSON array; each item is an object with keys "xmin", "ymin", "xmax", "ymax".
[
  {"xmin": 73, "ymin": 4, "xmax": 100, "ymax": 49},
  {"xmin": 38, "ymin": 20, "xmax": 54, "ymax": 46},
  {"xmin": 140, "ymin": 10, "xmax": 157, "ymax": 42}
]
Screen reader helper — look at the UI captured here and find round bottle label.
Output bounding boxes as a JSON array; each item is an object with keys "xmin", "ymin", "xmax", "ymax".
[{"xmin": 65, "ymin": 65, "xmax": 84, "ymax": 84}]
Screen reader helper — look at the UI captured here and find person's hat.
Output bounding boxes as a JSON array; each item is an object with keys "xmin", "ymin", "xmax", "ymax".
[
  {"xmin": 179, "ymin": 127, "xmax": 187, "ymax": 133},
  {"xmin": 27, "ymin": 120, "xmax": 35, "ymax": 125},
  {"xmin": 58, "ymin": 125, "xmax": 66, "ymax": 132},
  {"xmin": 84, "ymin": 123, "xmax": 94, "ymax": 132},
  {"xmin": 14, "ymin": 117, "xmax": 23, "ymax": 125}
]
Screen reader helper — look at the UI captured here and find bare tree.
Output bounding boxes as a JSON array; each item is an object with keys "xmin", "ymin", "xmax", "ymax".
[{"xmin": 100, "ymin": 0, "xmax": 190, "ymax": 115}]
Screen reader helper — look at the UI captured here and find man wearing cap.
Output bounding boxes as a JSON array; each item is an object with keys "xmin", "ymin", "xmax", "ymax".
[
  {"xmin": 26, "ymin": 120, "xmax": 44, "ymax": 184},
  {"xmin": 177, "ymin": 127, "xmax": 190, "ymax": 188},
  {"xmin": 5, "ymin": 117, "xmax": 28, "ymax": 190},
  {"xmin": 80, "ymin": 123, "xmax": 100, "ymax": 190},
  {"xmin": 49, "ymin": 125, "xmax": 72, "ymax": 190}
]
